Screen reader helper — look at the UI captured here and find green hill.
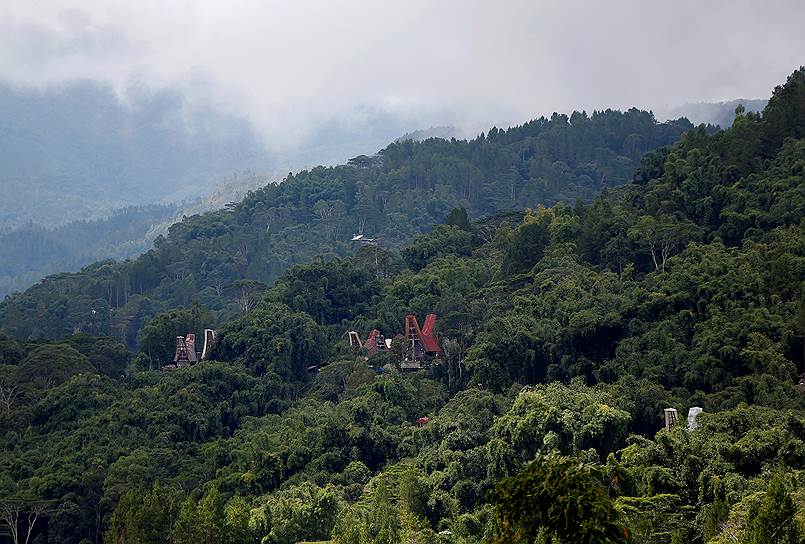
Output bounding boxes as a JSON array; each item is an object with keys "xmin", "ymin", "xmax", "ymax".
[
  {"xmin": 1, "ymin": 68, "xmax": 803, "ymax": 544},
  {"xmin": 0, "ymin": 108, "xmax": 692, "ymax": 346},
  {"xmin": 0, "ymin": 204, "xmax": 177, "ymax": 298}
]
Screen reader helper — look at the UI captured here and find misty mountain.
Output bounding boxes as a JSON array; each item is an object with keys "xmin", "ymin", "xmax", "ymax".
[
  {"xmin": 0, "ymin": 80, "xmax": 274, "ymax": 229},
  {"xmin": 0, "ymin": 107, "xmax": 693, "ymax": 345},
  {"xmin": 657, "ymin": 98, "xmax": 767, "ymax": 127},
  {"xmin": 0, "ymin": 79, "xmax": 773, "ymax": 305},
  {"xmin": 0, "ymin": 81, "xmax": 456, "ymax": 226},
  {"xmin": 395, "ymin": 126, "xmax": 462, "ymax": 142},
  {"xmin": 0, "ymin": 204, "xmax": 176, "ymax": 298},
  {"xmin": 0, "ymin": 81, "xmax": 439, "ymax": 296},
  {"xmin": 0, "ymin": 171, "xmax": 282, "ymax": 298}
]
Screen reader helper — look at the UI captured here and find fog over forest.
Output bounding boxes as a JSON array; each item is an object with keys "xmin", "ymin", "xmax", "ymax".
[
  {"xmin": 2, "ymin": 3, "xmax": 805, "ymax": 544},
  {"xmin": 2, "ymin": 1, "xmax": 803, "ymax": 150}
]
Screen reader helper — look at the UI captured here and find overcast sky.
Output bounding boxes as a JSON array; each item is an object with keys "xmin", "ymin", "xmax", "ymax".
[{"xmin": 1, "ymin": 0, "xmax": 804, "ymax": 151}]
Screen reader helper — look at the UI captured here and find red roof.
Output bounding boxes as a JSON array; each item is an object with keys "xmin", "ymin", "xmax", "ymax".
[
  {"xmin": 419, "ymin": 314, "xmax": 441, "ymax": 354},
  {"xmin": 363, "ymin": 329, "xmax": 382, "ymax": 356},
  {"xmin": 416, "ymin": 416, "xmax": 430, "ymax": 425}
]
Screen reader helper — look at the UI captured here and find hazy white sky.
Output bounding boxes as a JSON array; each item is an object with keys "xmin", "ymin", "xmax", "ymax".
[{"xmin": 1, "ymin": 0, "xmax": 804, "ymax": 151}]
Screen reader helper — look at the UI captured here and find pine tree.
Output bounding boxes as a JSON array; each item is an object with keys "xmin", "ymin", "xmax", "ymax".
[
  {"xmin": 742, "ymin": 470, "xmax": 801, "ymax": 544},
  {"xmin": 703, "ymin": 498, "xmax": 730, "ymax": 541},
  {"xmin": 172, "ymin": 498, "xmax": 200, "ymax": 544},
  {"xmin": 196, "ymin": 487, "xmax": 226, "ymax": 544}
]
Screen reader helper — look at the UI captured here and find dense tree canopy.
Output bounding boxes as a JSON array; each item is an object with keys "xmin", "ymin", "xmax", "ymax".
[
  {"xmin": 0, "ymin": 108, "xmax": 692, "ymax": 347},
  {"xmin": 1, "ymin": 67, "xmax": 805, "ymax": 544}
]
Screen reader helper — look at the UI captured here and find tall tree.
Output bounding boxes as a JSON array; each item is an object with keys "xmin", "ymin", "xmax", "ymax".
[
  {"xmin": 741, "ymin": 470, "xmax": 801, "ymax": 544},
  {"xmin": 491, "ymin": 452, "xmax": 631, "ymax": 544}
]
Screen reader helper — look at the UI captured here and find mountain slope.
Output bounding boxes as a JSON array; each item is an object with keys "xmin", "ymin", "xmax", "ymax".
[
  {"xmin": 1, "ymin": 67, "xmax": 804, "ymax": 544},
  {"xmin": 0, "ymin": 108, "xmax": 693, "ymax": 345},
  {"xmin": 0, "ymin": 205, "xmax": 177, "ymax": 298},
  {"xmin": 0, "ymin": 172, "xmax": 281, "ymax": 299}
]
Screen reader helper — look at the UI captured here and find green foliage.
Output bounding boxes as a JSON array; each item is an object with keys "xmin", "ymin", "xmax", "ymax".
[
  {"xmin": 486, "ymin": 382, "xmax": 631, "ymax": 479},
  {"xmin": 195, "ymin": 487, "xmax": 227, "ymax": 544},
  {"xmin": 2, "ymin": 67, "xmax": 805, "ymax": 544},
  {"xmin": 702, "ymin": 498, "xmax": 730, "ymax": 541},
  {"xmin": 210, "ymin": 301, "xmax": 325, "ymax": 380},
  {"xmin": 306, "ymin": 359, "xmax": 377, "ymax": 402},
  {"xmin": 490, "ymin": 452, "xmax": 631, "ymax": 543},
  {"xmin": 616, "ymin": 494, "xmax": 692, "ymax": 544},
  {"xmin": 272, "ymin": 258, "xmax": 382, "ymax": 325},
  {"xmin": 0, "ymin": 331, "xmax": 23, "ymax": 365},
  {"xmin": 255, "ymin": 483, "xmax": 340, "ymax": 544},
  {"xmin": 224, "ymin": 495, "xmax": 259, "ymax": 544},
  {"xmin": 502, "ymin": 207, "xmax": 553, "ymax": 275},
  {"xmin": 741, "ymin": 469, "xmax": 802, "ymax": 544},
  {"xmin": 106, "ymin": 482, "xmax": 182, "ymax": 544},
  {"xmin": 445, "ymin": 207, "xmax": 472, "ymax": 231},
  {"xmin": 15, "ymin": 343, "xmax": 95, "ymax": 389},
  {"xmin": 63, "ymin": 333, "xmax": 131, "ymax": 377},
  {"xmin": 402, "ymin": 225, "xmax": 479, "ymax": 272}
]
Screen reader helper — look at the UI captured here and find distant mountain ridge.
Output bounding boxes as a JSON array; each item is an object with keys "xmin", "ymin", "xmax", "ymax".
[
  {"xmin": 657, "ymin": 98, "xmax": 767, "ymax": 127},
  {"xmin": 0, "ymin": 107, "xmax": 693, "ymax": 345},
  {"xmin": 0, "ymin": 204, "xmax": 177, "ymax": 297},
  {"xmin": 0, "ymin": 81, "xmax": 275, "ymax": 229},
  {"xmin": 0, "ymin": 171, "xmax": 282, "ymax": 298}
]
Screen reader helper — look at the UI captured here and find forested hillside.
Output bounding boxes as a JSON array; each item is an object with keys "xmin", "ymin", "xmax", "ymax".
[
  {"xmin": 0, "ymin": 172, "xmax": 275, "ymax": 298},
  {"xmin": 1, "ymin": 68, "xmax": 804, "ymax": 544},
  {"xmin": 0, "ymin": 205, "xmax": 176, "ymax": 298},
  {"xmin": 0, "ymin": 108, "xmax": 692, "ymax": 346}
]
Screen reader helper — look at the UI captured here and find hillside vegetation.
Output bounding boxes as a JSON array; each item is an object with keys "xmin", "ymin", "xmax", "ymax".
[
  {"xmin": 0, "ymin": 108, "xmax": 692, "ymax": 347},
  {"xmin": 1, "ymin": 68, "xmax": 804, "ymax": 544},
  {"xmin": 0, "ymin": 205, "xmax": 177, "ymax": 298},
  {"xmin": 0, "ymin": 171, "xmax": 277, "ymax": 298}
]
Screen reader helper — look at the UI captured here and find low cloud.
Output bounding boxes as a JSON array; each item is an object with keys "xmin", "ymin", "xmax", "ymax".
[{"xmin": 1, "ymin": 0, "xmax": 803, "ymax": 152}]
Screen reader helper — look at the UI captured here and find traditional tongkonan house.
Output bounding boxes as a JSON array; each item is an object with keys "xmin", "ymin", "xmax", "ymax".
[
  {"xmin": 363, "ymin": 329, "xmax": 390, "ymax": 357},
  {"xmin": 162, "ymin": 333, "xmax": 200, "ymax": 371},
  {"xmin": 201, "ymin": 329, "xmax": 216, "ymax": 360},
  {"xmin": 347, "ymin": 331, "xmax": 363, "ymax": 349},
  {"xmin": 402, "ymin": 314, "xmax": 441, "ymax": 369}
]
